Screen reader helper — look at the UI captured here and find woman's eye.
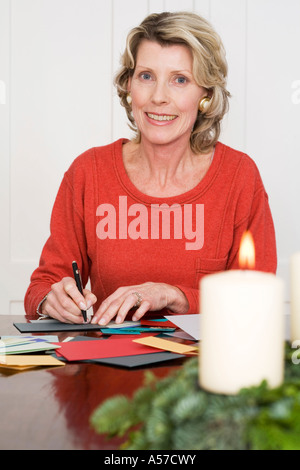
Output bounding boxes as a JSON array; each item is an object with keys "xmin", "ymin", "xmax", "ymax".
[
  {"xmin": 175, "ymin": 76, "xmax": 188, "ymax": 84},
  {"xmin": 140, "ymin": 72, "xmax": 152, "ymax": 81}
]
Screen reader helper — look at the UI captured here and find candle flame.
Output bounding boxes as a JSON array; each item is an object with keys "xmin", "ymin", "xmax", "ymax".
[{"xmin": 239, "ymin": 231, "xmax": 255, "ymax": 269}]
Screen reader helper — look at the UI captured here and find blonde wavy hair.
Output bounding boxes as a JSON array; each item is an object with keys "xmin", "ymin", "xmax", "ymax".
[{"xmin": 114, "ymin": 11, "xmax": 230, "ymax": 154}]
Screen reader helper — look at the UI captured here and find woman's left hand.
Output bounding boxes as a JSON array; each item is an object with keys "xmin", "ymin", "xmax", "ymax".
[{"xmin": 91, "ymin": 282, "xmax": 189, "ymax": 325}]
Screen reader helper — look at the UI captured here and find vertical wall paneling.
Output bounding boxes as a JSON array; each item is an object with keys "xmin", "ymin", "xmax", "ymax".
[
  {"xmin": 11, "ymin": 0, "xmax": 112, "ymax": 265},
  {"xmin": 209, "ymin": 0, "xmax": 247, "ymax": 151},
  {"xmin": 112, "ymin": 0, "xmax": 149, "ymax": 141},
  {"xmin": 148, "ymin": 0, "xmax": 165, "ymax": 14},
  {"xmin": 3, "ymin": 0, "xmax": 113, "ymax": 314},
  {"xmin": 10, "ymin": 0, "xmax": 113, "ymax": 263},
  {"xmin": 194, "ymin": 0, "xmax": 211, "ymax": 19},
  {"xmin": 164, "ymin": 0, "xmax": 194, "ymax": 12},
  {"xmin": 0, "ymin": 0, "xmax": 12, "ymax": 312},
  {"xmin": 246, "ymin": 0, "xmax": 300, "ymax": 289}
]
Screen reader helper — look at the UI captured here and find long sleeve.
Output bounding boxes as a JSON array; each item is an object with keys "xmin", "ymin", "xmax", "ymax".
[
  {"xmin": 174, "ymin": 285, "xmax": 199, "ymax": 314},
  {"xmin": 225, "ymin": 159, "xmax": 277, "ymax": 273}
]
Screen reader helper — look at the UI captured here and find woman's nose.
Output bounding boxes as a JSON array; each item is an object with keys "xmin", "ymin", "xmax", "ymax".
[{"xmin": 151, "ymin": 81, "xmax": 169, "ymax": 105}]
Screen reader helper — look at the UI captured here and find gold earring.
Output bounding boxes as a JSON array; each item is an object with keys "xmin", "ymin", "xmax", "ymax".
[
  {"xmin": 126, "ymin": 93, "xmax": 132, "ymax": 105},
  {"xmin": 199, "ymin": 97, "xmax": 211, "ymax": 113}
]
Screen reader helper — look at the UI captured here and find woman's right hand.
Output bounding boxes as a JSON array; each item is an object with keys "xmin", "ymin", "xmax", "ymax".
[{"xmin": 41, "ymin": 277, "xmax": 97, "ymax": 323}]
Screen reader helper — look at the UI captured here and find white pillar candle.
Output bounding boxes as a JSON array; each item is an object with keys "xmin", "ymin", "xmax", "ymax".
[
  {"xmin": 199, "ymin": 270, "xmax": 285, "ymax": 395},
  {"xmin": 291, "ymin": 252, "xmax": 300, "ymax": 343}
]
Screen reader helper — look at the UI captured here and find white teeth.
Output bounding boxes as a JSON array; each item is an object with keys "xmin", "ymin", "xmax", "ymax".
[{"xmin": 147, "ymin": 113, "xmax": 177, "ymax": 121}]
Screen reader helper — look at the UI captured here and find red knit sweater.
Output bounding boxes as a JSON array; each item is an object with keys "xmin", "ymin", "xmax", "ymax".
[{"xmin": 24, "ymin": 139, "xmax": 277, "ymax": 316}]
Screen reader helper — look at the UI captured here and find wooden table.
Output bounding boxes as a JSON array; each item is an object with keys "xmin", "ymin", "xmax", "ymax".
[{"xmin": 0, "ymin": 315, "xmax": 186, "ymax": 450}]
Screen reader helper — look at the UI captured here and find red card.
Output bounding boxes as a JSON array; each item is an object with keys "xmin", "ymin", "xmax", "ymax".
[
  {"xmin": 55, "ymin": 337, "xmax": 162, "ymax": 362},
  {"xmin": 140, "ymin": 319, "xmax": 177, "ymax": 328}
]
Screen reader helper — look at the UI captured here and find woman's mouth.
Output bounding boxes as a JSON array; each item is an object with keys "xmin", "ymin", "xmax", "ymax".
[{"xmin": 146, "ymin": 112, "xmax": 177, "ymax": 122}]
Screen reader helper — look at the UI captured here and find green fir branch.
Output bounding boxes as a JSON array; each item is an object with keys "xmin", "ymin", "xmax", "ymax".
[{"xmin": 90, "ymin": 344, "xmax": 300, "ymax": 450}]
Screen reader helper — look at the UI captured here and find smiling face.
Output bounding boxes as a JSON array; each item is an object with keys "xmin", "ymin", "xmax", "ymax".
[{"xmin": 128, "ymin": 40, "xmax": 207, "ymax": 148}]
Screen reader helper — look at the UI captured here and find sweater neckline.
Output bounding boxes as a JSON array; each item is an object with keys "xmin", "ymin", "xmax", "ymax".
[{"xmin": 113, "ymin": 138, "xmax": 223, "ymax": 205}]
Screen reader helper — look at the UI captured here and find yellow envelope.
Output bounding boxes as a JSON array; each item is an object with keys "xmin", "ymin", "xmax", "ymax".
[
  {"xmin": 0, "ymin": 355, "xmax": 65, "ymax": 371},
  {"xmin": 133, "ymin": 336, "xmax": 198, "ymax": 354}
]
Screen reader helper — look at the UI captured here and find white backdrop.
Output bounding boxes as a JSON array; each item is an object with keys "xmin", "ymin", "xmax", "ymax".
[{"xmin": 0, "ymin": 0, "xmax": 299, "ymax": 314}]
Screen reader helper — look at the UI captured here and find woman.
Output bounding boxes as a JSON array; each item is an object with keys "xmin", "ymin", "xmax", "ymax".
[{"xmin": 24, "ymin": 11, "xmax": 277, "ymax": 325}]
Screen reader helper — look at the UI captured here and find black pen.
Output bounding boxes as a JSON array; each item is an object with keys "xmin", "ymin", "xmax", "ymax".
[{"xmin": 72, "ymin": 261, "xmax": 87, "ymax": 322}]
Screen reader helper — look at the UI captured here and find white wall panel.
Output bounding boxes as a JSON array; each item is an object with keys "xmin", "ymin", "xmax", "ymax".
[
  {"xmin": 164, "ymin": 0, "xmax": 194, "ymax": 11},
  {"xmin": 246, "ymin": 0, "xmax": 300, "ymax": 288},
  {"xmin": 1, "ymin": 0, "xmax": 113, "ymax": 313},
  {"xmin": 148, "ymin": 0, "xmax": 165, "ymax": 14},
  {"xmin": 112, "ymin": 0, "xmax": 149, "ymax": 141},
  {"xmin": 210, "ymin": 0, "xmax": 247, "ymax": 151},
  {"xmin": 194, "ymin": 0, "xmax": 211, "ymax": 18},
  {"xmin": 0, "ymin": 0, "xmax": 12, "ymax": 311},
  {"xmin": 10, "ymin": 0, "xmax": 112, "ymax": 263}
]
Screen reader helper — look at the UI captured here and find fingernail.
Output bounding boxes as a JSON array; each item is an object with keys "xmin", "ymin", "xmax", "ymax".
[
  {"xmin": 79, "ymin": 301, "xmax": 87, "ymax": 310},
  {"xmin": 86, "ymin": 299, "xmax": 92, "ymax": 309},
  {"xmin": 99, "ymin": 318, "xmax": 106, "ymax": 325}
]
